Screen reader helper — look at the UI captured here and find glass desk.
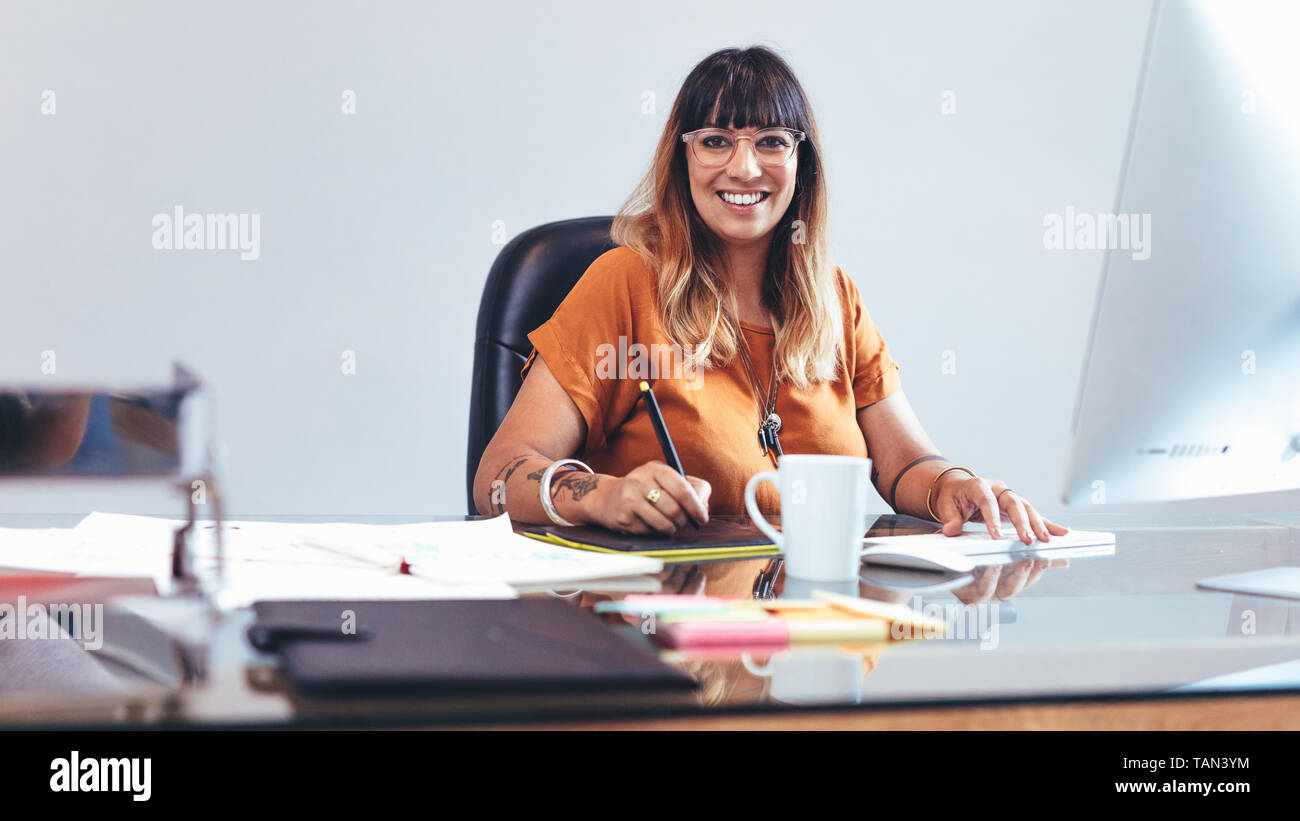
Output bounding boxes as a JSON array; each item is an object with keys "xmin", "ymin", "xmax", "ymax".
[{"xmin": 2, "ymin": 510, "xmax": 1299, "ymax": 728}]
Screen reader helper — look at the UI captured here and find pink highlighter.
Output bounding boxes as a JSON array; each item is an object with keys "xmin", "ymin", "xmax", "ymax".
[
  {"xmin": 654, "ymin": 617, "xmax": 888, "ymax": 651},
  {"xmin": 656, "ymin": 619, "xmax": 790, "ymax": 651}
]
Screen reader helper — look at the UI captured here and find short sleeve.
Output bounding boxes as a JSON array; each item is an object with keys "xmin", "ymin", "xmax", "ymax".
[
  {"xmin": 519, "ymin": 249, "xmax": 644, "ymax": 454},
  {"xmin": 840, "ymin": 269, "xmax": 902, "ymax": 408}
]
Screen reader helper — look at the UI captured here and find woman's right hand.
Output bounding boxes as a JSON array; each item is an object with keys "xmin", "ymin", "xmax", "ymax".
[{"xmin": 583, "ymin": 460, "xmax": 711, "ymax": 535}]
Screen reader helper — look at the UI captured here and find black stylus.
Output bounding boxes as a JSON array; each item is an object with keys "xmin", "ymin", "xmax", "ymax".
[{"xmin": 638, "ymin": 380, "xmax": 702, "ymax": 529}]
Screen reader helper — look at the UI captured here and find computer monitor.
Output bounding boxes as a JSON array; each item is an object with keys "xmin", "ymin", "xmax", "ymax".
[{"xmin": 1062, "ymin": 0, "xmax": 1300, "ymax": 506}]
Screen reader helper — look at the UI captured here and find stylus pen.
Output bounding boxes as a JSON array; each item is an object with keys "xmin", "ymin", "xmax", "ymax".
[{"xmin": 638, "ymin": 380, "xmax": 702, "ymax": 529}]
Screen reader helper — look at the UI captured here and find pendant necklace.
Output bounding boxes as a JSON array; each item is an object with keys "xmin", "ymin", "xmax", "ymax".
[{"xmin": 735, "ymin": 328, "xmax": 783, "ymax": 459}]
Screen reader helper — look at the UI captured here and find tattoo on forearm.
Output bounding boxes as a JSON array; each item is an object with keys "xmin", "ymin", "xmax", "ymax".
[
  {"xmin": 888, "ymin": 454, "xmax": 947, "ymax": 512},
  {"xmin": 500, "ymin": 456, "xmax": 531, "ymax": 484},
  {"xmin": 492, "ymin": 456, "xmax": 600, "ymax": 517},
  {"xmin": 490, "ymin": 454, "xmax": 534, "ymax": 514},
  {"xmin": 492, "ymin": 454, "xmax": 529, "ymax": 485},
  {"xmin": 552, "ymin": 472, "xmax": 600, "ymax": 501}
]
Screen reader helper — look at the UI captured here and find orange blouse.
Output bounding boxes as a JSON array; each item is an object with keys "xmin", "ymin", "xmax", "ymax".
[{"xmin": 520, "ymin": 246, "xmax": 902, "ymax": 515}]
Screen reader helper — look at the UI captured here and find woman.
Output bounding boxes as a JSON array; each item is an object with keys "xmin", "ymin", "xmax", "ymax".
[
  {"xmin": 0, "ymin": 393, "xmax": 91, "ymax": 471},
  {"xmin": 474, "ymin": 46, "xmax": 1067, "ymax": 544}
]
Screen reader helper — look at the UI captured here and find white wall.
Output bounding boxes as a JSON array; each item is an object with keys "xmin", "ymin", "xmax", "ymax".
[{"xmin": 2, "ymin": 0, "xmax": 1293, "ymax": 516}]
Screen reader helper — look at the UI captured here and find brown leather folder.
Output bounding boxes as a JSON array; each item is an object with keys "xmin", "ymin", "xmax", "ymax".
[{"xmin": 249, "ymin": 598, "xmax": 696, "ymax": 697}]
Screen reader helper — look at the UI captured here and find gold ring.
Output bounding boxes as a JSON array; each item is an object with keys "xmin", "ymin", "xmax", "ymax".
[
  {"xmin": 646, "ymin": 488, "xmax": 661, "ymax": 504},
  {"xmin": 996, "ymin": 487, "xmax": 1015, "ymax": 502}
]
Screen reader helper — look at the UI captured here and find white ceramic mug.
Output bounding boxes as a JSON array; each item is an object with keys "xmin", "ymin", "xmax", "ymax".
[{"xmin": 744, "ymin": 454, "xmax": 871, "ymax": 581}]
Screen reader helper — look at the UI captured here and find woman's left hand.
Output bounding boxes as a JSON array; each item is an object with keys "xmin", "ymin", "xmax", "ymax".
[{"xmin": 932, "ymin": 474, "xmax": 1069, "ymax": 544}]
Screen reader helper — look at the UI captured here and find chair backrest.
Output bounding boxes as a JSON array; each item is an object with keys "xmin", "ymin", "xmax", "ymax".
[{"xmin": 466, "ymin": 216, "xmax": 617, "ymax": 514}]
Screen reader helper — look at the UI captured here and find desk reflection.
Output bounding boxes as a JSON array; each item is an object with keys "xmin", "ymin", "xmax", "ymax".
[
  {"xmin": 580, "ymin": 551, "xmax": 1068, "ymax": 707},
  {"xmin": 0, "ymin": 391, "xmax": 182, "ymax": 476}
]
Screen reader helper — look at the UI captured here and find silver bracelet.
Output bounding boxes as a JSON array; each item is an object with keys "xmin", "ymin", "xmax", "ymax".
[{"xmin": 539, "ymin": 459, "xmax": 593, "ymax": 527}]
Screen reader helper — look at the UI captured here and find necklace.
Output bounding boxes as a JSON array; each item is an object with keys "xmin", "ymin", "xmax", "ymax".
[{"xmin": 734, "ymin": 327, "xmax": 783, "ymax": 459}]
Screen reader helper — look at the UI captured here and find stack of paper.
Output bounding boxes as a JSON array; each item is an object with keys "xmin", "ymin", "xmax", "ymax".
[
  {"xmin": 0, "ymin": 522, "xmax": 174, "ymax": 590},
  {"xmin": 0, "ymin": 513, "xmax": 664, "ymax": 607}
]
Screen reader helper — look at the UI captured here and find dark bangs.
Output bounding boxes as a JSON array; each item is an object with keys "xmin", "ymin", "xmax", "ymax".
[{"xmin": 676, "ymin": 47, "xmax": 811, "ymax": 134}]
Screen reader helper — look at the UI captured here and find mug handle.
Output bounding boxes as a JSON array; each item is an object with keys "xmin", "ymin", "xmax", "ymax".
[
  {"xmin": 740, "ymin": 653, "xmax": 772, "ymax": 677},
  {"xmin": 744, "ymin": 470, "xmax": 783, "ymax": 549}
]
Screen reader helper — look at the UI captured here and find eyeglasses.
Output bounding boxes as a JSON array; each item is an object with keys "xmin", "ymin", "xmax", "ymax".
[{"xmin": 680, "ymin": 127, "xmax": 806, "ymax": 167}]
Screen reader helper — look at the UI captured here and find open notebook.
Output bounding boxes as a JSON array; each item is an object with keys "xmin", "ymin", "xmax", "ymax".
[
  {"xmin": 519, "ymin": 516, "xmax": 779, "ymax": 563},
  {"xmin": 520, "ymin": 516, "xmax": 1114, "ymax": 566}
]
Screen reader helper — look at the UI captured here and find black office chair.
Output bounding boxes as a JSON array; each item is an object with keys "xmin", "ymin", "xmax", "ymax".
[{"xmin": 466, "ymin": 216, "xmax": 617, "ymax": 514}]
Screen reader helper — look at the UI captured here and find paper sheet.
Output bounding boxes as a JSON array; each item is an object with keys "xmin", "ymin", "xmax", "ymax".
[
  {"xmin": 0, "ymin": 522, "xmax": 175, "ymax": 591},
  {"xmin": 368, "ymin": 515, "xmax": 664, "ymax": 584},
  {"xmin": 1, "ymin": 512, "xmax": 662, "ymax": 597}
]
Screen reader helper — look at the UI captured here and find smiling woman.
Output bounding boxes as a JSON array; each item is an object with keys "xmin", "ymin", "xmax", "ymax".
[
  {"xmin": 473, "ymin": 46, "xmax": 1067, "ymax": 546},
  {"xmin": 617, "ymin": 47, "xmax": 839, "ymax": 387}
]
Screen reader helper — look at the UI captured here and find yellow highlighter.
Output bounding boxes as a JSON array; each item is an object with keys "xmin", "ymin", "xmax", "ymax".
[
  {"xmin": 812, "ymin": 589, "xmax": 947, "ymax": 633},
  {"xmin": 785, "ymin": 619, "xmax": 891, "ymax": 644}
]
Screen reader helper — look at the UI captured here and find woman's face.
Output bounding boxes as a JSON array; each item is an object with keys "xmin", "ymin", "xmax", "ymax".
[{"xmin": 686, "ymin": 124, "xmax": 798, "ymax": 248}]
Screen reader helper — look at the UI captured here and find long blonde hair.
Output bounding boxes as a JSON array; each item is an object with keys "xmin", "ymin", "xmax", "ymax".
[{"xmin": 612, "ymin": 46, "xmax": 842, "ymax": 390}]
